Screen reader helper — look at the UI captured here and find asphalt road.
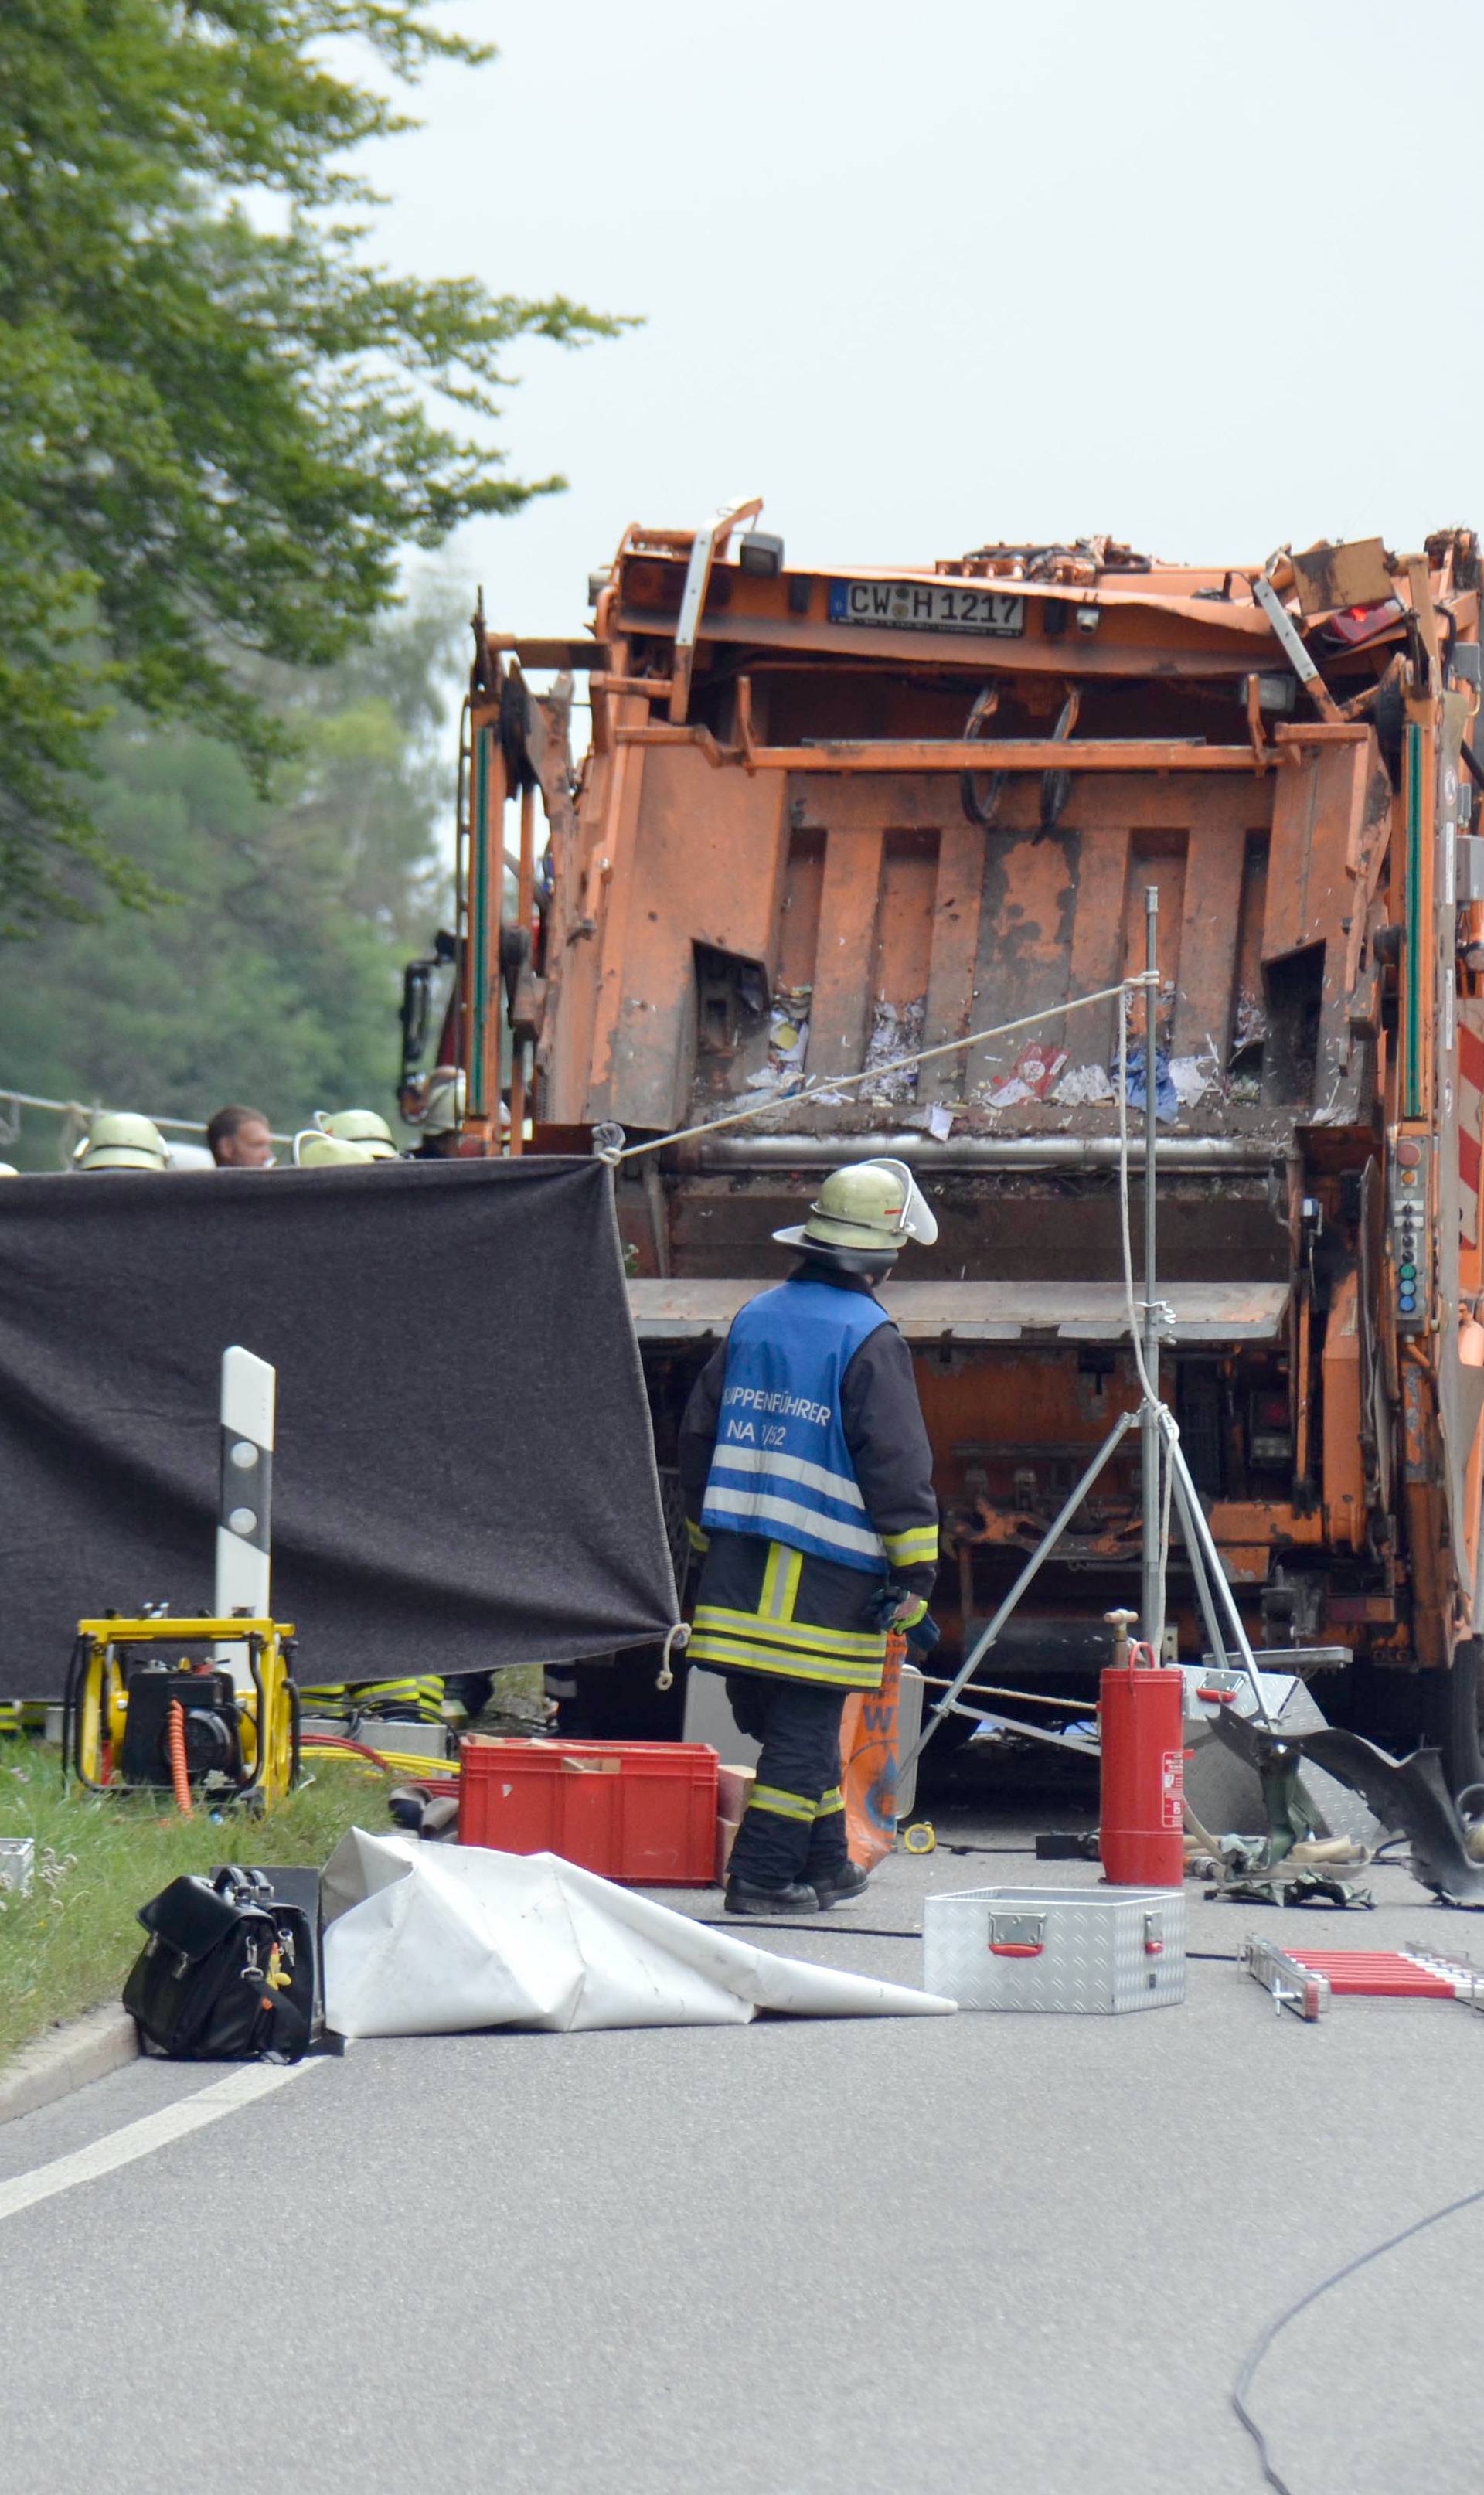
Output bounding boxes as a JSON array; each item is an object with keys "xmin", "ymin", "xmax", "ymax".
[{"xmin": 2, "ymin": 1816, "xmax": 1482, "ymax": 2495}]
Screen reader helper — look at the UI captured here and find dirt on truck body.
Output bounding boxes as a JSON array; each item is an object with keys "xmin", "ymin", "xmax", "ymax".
[{"xmin": 437, "ymin": 507, "xmax": 1484, "ymax": 1774}]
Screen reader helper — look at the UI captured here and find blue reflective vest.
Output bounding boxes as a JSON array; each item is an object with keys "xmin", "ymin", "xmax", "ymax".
[{"xmin": 699, "ymin": 1279, "xmax": 892, "ymax": 1572}]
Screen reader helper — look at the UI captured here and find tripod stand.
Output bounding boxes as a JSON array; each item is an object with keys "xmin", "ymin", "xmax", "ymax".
[{"xmin": 900, "ymin": 886, "xmax": 1275, "ymax": 1782}]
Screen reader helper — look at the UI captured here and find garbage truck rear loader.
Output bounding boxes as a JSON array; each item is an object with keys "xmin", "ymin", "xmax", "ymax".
[{"xmin": 444, "ymin": 516, "xmax": 1484, "ymax": 1776}]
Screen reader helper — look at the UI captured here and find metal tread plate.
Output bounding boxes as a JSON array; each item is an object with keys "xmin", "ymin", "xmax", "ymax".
[{"xmin": 922, "ymin": 1881, "xmax": 1186, "ymax": 2013}]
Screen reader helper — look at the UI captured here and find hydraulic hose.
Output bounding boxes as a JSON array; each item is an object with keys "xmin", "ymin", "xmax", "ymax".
[
  {"xmin": 299, "ymin": 1730, "xmax": 458, "ymax": 1778},
  {"xmin": 166, "ymin": 1698, "xmax": 193, "ymax": 1818}
]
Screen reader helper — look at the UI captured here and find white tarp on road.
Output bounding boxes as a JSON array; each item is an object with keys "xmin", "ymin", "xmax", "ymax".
[{"xmin": 321, "ymin": 1830, "xmax": 955, "ymax": 2037}]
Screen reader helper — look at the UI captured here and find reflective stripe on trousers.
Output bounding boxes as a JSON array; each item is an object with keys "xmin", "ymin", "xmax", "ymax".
[
  {"xmin": 725, "ymin": 1673, "xmax": 851, "ymax": 1891},
  {"xmin": 300, "ymin": 1676, "xmax": 444, "ymax": 1724}
]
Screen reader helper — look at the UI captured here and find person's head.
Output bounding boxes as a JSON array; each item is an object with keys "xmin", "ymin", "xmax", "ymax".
[
  {"xmin": 417, "ymin": 1065, "xmax": 466, "ymax": 1155},
  {"xmin": 772, "ymin": 1156, "xmax": 939, "ymax": 1278},
  {"xmin": 76, "ymin": 1112, "xmax": 170, "ymax": 1174},
  {"xmin": 207, "ymin": 1105, "xmax": 275, "ymax": 1168},
  {"xmin": 292, "ymin": 1131, "xmax": 376, "ymax": 1169},
  {"xmin": 317, "ymin": 1108, "xmax": 397, "ymax": 1161}
]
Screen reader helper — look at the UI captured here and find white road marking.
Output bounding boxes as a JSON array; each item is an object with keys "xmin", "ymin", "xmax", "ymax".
[{"xmin": 0, "ymin": 2056, "xmax": 327, "ymax": 2224}]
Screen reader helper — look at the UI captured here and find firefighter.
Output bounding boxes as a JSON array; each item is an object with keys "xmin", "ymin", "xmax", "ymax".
[
  {"xmin": 679, "ymin": 1159, "xmax": 940, "ymax": 1915},
  {"xmin": 291, "ymin": 1131, "xmax": 376, "ymax": 1167},
  {"xmin": 407, "ymin": 1064, "xmax": 476, "ymax": 1157},
  {"xmin": 297, "ymin": 1667, "xmax": 446, "ymax": 1730},
  {"xmin": 405, "ymin": 1066, "xmax": 518, "ymax": 1157},
  {"xmin": 318, "ymin": 1108, "xmax": 398, "ymax": 1161},
  {"xmin": 74, "ymin": 1113, "xmax": 170, "ymax": 1173},
  {"xmin": 206, "ymin": 1105, "xmax": 276, "ymax": 1167}
]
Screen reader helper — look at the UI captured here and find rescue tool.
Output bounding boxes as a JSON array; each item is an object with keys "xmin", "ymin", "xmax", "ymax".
[
  {"xmin": 1243, "ymin": 1934, "xmax": 1484, "ymax": 2020},
  {"xmin": 60, "ymin": 1347, "xmax": 301, "ymax": 1812}
]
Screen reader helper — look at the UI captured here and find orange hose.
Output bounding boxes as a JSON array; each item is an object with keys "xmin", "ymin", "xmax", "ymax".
[{"xmin": 167, "ymin": 1697, "xmax": 193, "ymax": 1817}]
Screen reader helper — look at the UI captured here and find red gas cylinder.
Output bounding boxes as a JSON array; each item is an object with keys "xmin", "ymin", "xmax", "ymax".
[{"xmin": 1099, "ymin": 1638, "xmax": 1185, "ymax": 1887}]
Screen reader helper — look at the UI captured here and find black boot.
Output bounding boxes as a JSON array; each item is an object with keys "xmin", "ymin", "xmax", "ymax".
[
  {"xmin": 724, "ymin": 1877, "xmax": 819, "ymax": 1915},
  {"xmin": 810, "ymin": 1860, "xmax": 871, "ymax": 1908}
]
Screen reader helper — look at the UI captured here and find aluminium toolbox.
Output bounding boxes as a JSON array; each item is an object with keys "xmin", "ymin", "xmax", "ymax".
[
  {"xmin": 922, "ymin": 1883, "xmax": 1186, "ymax": 2013},
  {"xmin": 459, "ymin": 1738, "xmax": 719, "ymax": 1884}
]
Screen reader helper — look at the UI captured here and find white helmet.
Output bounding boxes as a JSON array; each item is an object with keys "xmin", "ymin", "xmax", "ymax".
[
  {"xmin": 293, "ymin": 1130, "xmax": 376, "ymax": 1168},
  {"xmin": 316, "ymin": 1108, "xmax": 397, "ymax": 1160},
  {"xmin": 421, "ymin": 1065, "xmax": 466, "ymax": 1138},
  {"xmin": 774, "ymin": 1157, "xmax": 939, "ymax": 1265},
  {"xmin": 77, "ymin": 1112, "xmax": 170, "ymax": 1173}
]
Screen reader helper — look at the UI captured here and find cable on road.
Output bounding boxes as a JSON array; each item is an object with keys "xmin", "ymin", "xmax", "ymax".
[
  {"xmin": 1231, "ymin": 2180, "xmax": 1484, "ymax": 2494},
  {"xmin": 693, "ymin": 1922, "xmax": 922, "ymax": 1939},
  {"xmin": 690, "ymin": 1921, "xmax": 1242, "ymax": 1960}
]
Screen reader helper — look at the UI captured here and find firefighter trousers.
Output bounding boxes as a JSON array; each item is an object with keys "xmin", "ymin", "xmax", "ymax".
[{"xmin": 724, "ymin": 1673, "xmax": 850, "ymax": 1891}]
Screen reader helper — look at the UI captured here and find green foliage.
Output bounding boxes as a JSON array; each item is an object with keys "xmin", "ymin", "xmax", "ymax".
[
  {"xmin": 0, "ymin": 0, "xmax": 625, "ymax": 930},
  {"xmin": 0, "ymin": 600, "xmax": 459, "ymax": 1156}
]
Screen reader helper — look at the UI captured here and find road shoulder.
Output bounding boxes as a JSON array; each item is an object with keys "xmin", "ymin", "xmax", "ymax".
[{"xmin": 0, "ymin": 2002, "xmax": 138, "ymax": 2126}]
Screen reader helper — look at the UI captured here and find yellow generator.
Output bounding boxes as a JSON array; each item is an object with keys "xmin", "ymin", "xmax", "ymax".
[{"xmin": 62, "ymin": 1615, "xmax": 300, "ymax": 1813}]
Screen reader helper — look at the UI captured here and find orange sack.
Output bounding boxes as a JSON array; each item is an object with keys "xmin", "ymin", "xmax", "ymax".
[{"xmin": 840, "ymin": 1631, "xmax": 905, "ymax": 1870}]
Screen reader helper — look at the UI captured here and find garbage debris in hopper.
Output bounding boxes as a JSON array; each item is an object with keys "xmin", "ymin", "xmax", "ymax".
[
  {"xmin": 1243, "ymin": 1934, "xmax": 1484, "ymax": 2022},
  {"xmin": 1050, "ymin": 1061, "xmax": 1117, "ymax": 1108},
  {"xmin": 744, "ymin": 986, "xmax": 812, "ymax": 1094},
  {"xmin": 1166, "ymin": 1046, "xmax": 1217, "ymax": 1110},
  {"xmin": 984, "ymin": 1040, "xmax": 1067, "ymax": 1110},
  {"xmin": 1115, "ymin": 1039, "xmax": 1177, "ymax": 1122},
  {"xmin": 318, "ymin": 1832, "xmax": 955, "ymax": 2037},
  {"xmin": 863, "ymin": 997, "xmax": 924, "ymax": 1103}
]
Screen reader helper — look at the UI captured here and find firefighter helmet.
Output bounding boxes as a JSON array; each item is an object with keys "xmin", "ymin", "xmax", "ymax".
[
  {"xmin": 77, "ymin": 1113, "xmax": 170, "ymax": 1173},
  {"xmin": 773, "ymin": 1157, "xmax": 939, "ymax": 1261},
  {"xmin": 317, "ymin": 1108, "xmax": 397, "ymax": 1160},
  {"xmin": 421, "ymin": 1065, "xmax": 466, "ymax": 1137},
  {"xmin": 293, "ymin": 1130, "xmax": 376, "ymax": 1168}
]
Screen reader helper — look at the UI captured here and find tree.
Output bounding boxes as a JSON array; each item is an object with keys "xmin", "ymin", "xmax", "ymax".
[
  {"xmin": 0, "ymin": 599, "xmax": 461, "ymax": 1159},
  {"xmin": 0, "ymin": 0, "xmax": 622, "ymax": 932}
]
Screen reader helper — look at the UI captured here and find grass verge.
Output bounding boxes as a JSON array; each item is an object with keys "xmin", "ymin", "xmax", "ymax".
[{"xmin": 0, "ymin": 1744, "xmax": 397, "ymax": 2066}]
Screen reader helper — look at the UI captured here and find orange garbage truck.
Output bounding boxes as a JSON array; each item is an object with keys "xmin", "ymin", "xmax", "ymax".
[{"xmin": 427, "ymin": 507, "xmax": 1484, "ymax": 1778}]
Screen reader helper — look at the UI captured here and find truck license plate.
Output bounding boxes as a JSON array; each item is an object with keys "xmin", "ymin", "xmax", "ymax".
[{"xmin": 828, "ymin": 578, "xmax": 1026, "ymax": 637}]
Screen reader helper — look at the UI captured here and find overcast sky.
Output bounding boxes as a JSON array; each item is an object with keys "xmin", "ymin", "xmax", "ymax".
[{"xmin": 361, "ymin": 0, "xmax": 1483, "ymax": 641}]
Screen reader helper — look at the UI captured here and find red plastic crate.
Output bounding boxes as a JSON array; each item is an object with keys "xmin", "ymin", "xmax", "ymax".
[{"xmin": 458, "ymin": 1738, "xmax": 720, "ymax": 1884}]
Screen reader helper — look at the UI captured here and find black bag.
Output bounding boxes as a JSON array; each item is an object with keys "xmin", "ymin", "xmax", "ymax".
[{"xmin": 124, "ymin": 1864, "xmax": 318, "ymax": 2061}]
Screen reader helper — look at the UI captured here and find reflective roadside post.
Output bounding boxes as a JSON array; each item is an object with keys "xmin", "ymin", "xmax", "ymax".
[{"xmin": 216, "ymin": 1345, "xmax": 275, "ymax": 1691}]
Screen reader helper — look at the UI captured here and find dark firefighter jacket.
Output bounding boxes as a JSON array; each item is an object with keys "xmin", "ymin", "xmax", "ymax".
[{"xmin": 679, "ymin": 1264, "xmax": 939, "ymax": 1692}]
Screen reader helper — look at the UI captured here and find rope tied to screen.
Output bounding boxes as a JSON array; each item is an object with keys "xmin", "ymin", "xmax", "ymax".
[
  {"xmin": 597, "ymin": 971, "xmax": 1159, "ymax": 1166},
  {"xmin": 655, "ymin": 1621, "xmax": 690, "ymax": 1693}
]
